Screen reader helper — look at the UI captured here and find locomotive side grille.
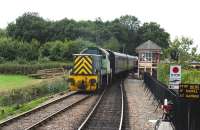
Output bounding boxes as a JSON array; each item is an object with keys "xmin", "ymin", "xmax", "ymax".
[{"xmin": 73, "ymin": 55, "xmax": 93, "ymax": 75}]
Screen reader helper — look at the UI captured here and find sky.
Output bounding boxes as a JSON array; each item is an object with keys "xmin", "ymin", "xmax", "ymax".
[{"xmin": 0, "ymin": 0, "xmax": 200, "ymax": 52}]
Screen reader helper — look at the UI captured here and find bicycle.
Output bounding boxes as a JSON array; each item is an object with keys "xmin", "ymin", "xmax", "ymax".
[{"xmin": 154, "ymin": 99, "xmax": 175, "ymax": 130}]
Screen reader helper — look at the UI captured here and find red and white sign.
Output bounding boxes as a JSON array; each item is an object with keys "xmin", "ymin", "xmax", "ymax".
[{"xmin": 169, "ymin": 65, "xmax": 181, "ymax": 89}]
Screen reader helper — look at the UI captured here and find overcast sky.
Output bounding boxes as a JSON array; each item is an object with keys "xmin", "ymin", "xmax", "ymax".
[{"xmin": 1, "ymin": 0, "xmax": 199, "ymax": 52}]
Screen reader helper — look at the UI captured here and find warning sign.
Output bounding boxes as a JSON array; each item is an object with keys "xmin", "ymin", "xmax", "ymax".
[{"xmin": 169, "ymin": 65, "xmax": 181, "ymax": 89}]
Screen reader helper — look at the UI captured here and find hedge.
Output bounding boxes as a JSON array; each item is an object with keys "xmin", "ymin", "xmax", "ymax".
[{"xmin": 0, "ymin": 62, "xmax": 70, "ymax": 74}]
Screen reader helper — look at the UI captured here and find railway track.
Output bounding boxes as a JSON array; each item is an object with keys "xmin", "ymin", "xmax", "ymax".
[
  {"xmin": 78, "ymin": 81, "xmax": 124, "ymax": 130},
  {"xmin": 25, "ymin": 95, "xmax": 91, "ymax": 130},
  {"xmin": 29, "ymin": 93, "xmax": 102, "ymax": 130},
  {"xmin": 0, "ymin": 91, "xmax": 88, "ymax": 130}
]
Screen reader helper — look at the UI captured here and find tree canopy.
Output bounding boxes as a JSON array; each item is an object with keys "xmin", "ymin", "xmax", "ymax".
[
  {"xmin": 6, "ymin": 13, "xmax": 170, "ymax": 53},
  {"xmin": 1, "ymin": 12, "xmax": 187, "ymax": 62},
  {"xmin": 138, "ymin": 22, "xmax": 170, "ymax": 49},
  {"xmin": 163, "ymin": 37, "xmax": 200, "ymax": 63}
]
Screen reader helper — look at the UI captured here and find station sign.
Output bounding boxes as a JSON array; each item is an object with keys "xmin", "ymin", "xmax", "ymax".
[
  {"xmin": 169, "ymin": 65, "xmax": 181, "ymax": 89},
  {"xmin": 179, "ymin": 84, "xmax": 200, "ymax": 100}
]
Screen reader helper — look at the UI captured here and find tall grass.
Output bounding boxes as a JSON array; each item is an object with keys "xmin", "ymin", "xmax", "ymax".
[
  {"xmin": 182, "ymin": 69, "xmax": 200, "ymax": 84},
  {"xmin": 157, "ymin": 63, "xmax": 200, "ymax": 85},
  {"xmin": 157, "ymin": 64, "xmax": 170, "ymax": 85}
]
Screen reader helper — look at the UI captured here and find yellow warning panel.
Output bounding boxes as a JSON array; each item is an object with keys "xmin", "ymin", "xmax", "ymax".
[{"xmin": 73, "ymin": 55, "xmax": 93, "ymax": 75}]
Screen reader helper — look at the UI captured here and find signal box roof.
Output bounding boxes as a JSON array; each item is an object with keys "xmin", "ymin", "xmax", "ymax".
[{"xmin": 136, "ymin": 40, "xmax": 161, "ymax": 52}]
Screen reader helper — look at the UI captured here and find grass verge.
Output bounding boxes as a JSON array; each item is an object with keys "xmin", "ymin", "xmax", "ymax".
[
  {"xmin": 0, "ymin": 96, "xmax": 49, "ymax": 121},
  {"xmin": 0, "ymin": 77, "xmax": 68, "ymax": 121}
]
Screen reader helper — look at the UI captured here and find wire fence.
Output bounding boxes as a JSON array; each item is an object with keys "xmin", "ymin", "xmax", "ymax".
[{"xmin": 143, "ymin": 72, "xmax": 200, "ymax": 130}]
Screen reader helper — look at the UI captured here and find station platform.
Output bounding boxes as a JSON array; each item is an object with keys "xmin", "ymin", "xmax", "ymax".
[{"xmin": 124, "ymin": 78, "xmax": 162, "ymax": 130}]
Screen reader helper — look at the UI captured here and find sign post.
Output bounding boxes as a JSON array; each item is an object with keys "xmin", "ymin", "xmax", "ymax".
[{"xmin": 169, "ymin": 65, "xmax": 181, "ymax": 90}]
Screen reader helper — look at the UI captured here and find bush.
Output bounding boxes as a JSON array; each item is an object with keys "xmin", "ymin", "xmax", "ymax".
[
  {"xmin": 0, "ymin": 38, "xmax": 40, "ymax": 61},
  {"xmin": 40, "ymin": 39, "xmax": 96, "ymax": 61},
  {"xmin": 0, "ymin": 57, "xmax": 5, "ymax": 64},
  {"xmin": 38, "ymin": 57, "xmax": 50, "ymax": 63},
  {"xmin": 64, "ymin": 38, "xmax": 96, "ymax": 60},
  {"xmin": 40, "ymin": 40, "xmax": 68, "ymax": 61}
]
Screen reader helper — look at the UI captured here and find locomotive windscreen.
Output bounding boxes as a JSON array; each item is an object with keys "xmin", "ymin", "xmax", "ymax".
[{"xmin": 82, "ymin": 49, "xmax": 98, "ymax": 54}]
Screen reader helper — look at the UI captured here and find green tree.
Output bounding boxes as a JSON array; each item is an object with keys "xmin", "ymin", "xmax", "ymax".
[
  {"xmin": 0, "ymin": 38, "xmax": 39, "ymax": 61},
  {"xmin": 7, "ymin": 12, "xmax": 48, "ymax": 43},
  {"xmin": 103, "ymin": 37, "xmax": 121, "ymax": 51},
  {"xmin": 0, "ymin": 29, "xmax": 6, "ymax": 38},
  {"xmin": 65, "ymin": 39, "xmax": 96, "ymax": 60},
  {"xmin": 109, "ymin": 15, "xmax": 140, "ymax": 54},
  {"xmin": 138, "ymin": 22, "xmax": 170, "ymax": 49},
  {"xmin": 119, "ymin": 15, "xmax": 140, "ymax": 31},
  {"xmin": 163, "ymin": 37, "xmax": 196, "ymax": 63},
  {"xmin": 40, "ymin": 38, "xmax": 96, "ymax": 61},
  {"xmin": 40, "ymin": 40, "xmax": 68, "ymax": 61}
]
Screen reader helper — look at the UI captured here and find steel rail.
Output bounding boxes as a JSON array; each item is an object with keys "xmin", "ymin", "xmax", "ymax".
[
  {"xmin": 78, "ymin": 82, "xmax": 124, "ymax": 130},
  {"xmin": 0, "ymin": 91, "xmax": 77, "ymax": 127},
  {"xmin": 78, "ymin": 89, "xmax": 106, "ymax": 130},
  {"xmin": 119, "ymin": 82, "xmax": 124, "ymax": 130},
  {"xmin": 25, "ymin": 95, "xmax": 90, "ymax": 130}
]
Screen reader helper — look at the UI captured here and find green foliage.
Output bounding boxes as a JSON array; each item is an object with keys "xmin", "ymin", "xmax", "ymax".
[
  {"xmin": 1, "ymin": 12, "xmax": 173, "ymax": 70},
  {"xmin": 0, "ymin": 38, "xmax": 40, "ymax": 61},
  {"xmin": 0, "ymin": 96, "xmax": 48, "ymax": 120},
  {"xmin": 40, "ymin": 39, "xmax": 96, "ymax": 61},
  {"xmin": 0, "ymin": 78, "xmax": 68, "ymax": 120},
  {"xmin": 0, "ymin": 57, "xmax": 5, "ymax": 64},
  {"xmin": 66, "ymin": 39, "xmax": 96, "ymax": 60},
  {"xmin": 162, "ymin": 37, "xmax": 199, "ymax": 63},
  {"xmin": 157, "ymin": 64, "xmax": 170, "ymax": 85},
  {"xmin": 103, "ymin": 37, "xmax": 121, "ymax": 51},
  {"xmin": 40, "ymin": 40, "xmax": 68, "ymax": 61},
  {"xmin": 158, "ymin": 64, "xmax": 200, "ymax": 85},
  {"xmin": 182, "ymin": 69, "xmax": 200, "ymax": 84},
  {"xmin": 0, "ymin": 29, "xmax": 6, "ymax": 38},
  {"xmin": 119, "ymin": 15, "xmax": 140, "ymax": 31},
  {"xmin": 0, "ymin": 62, "xmax": 69, "ymax": 74},
  {"xmin": 6, "ymin": 12, "xmax": 170, "ymax": 56},
  {"xmin": 138, "ymin": 22, "xmax": 170, "ymax": 49},
  {"xmin": 0, "ymin": 78, "xmax": 67, "ymax": 106},
  {"xmin": 7, "ymin": 12, "xmax": 48, "ymax": 43}
]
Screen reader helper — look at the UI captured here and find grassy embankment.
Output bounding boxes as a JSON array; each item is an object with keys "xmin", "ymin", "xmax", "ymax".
[
  {"xmin": 0, "ymin": 75, "xmax": 42, "ymax": 92},
  {"xmin": 157, "ymin": 64, "xmax": 200, "ymax": 85},
  {"xmin": 0, "ymin": 96, "xmax": 48, "ymax": 121},
  {"xmin": 0, "ymin": 73, "xmax": 68, "ymax": 121}
]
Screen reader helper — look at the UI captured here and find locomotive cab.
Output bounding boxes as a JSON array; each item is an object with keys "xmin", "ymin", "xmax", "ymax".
[{"xmin": 68, "ymin": 54, "xmax": 102, "ymax": 92}]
